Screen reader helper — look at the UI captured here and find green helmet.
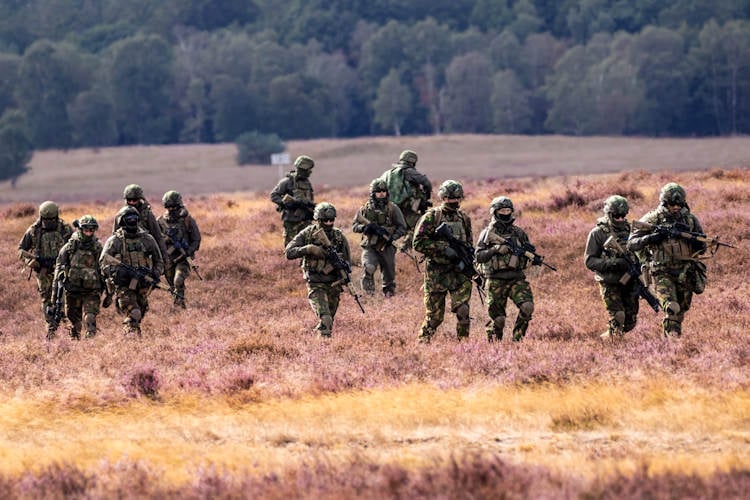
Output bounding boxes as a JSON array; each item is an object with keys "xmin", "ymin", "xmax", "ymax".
[
  {"xmin": 117, "ymin": 205, "xmax": 140, "ymax": 229},
  {"xmin": 162, "ymin": 190, "xmax": 182, "ymax": 208},
  {"xmin": 438, "ymin": 180, "xmax": 464, "ymax": 200},
  {"xmin": 123, "ymin": 184, "xmax": 144, "ymax": 200},
  {"xmin": 39, "ymin": 201, "xmax": 59, "ymax": 219},
  {"xmin": 78, "ymin": 214, "xmax": 99, "ymax": 230},
  {"xmin": 398, "ymin": 149, "xmax": 418, "ymax": 166},
  {"xmin": 603, "ymin": 195, "xmax": 629, "ymax": 217},
  {"xmin": 490, "ymin": 196, "xmax": 514, "ymax": 213},
  {"xmin": 313, "ymin": 202, "xmax": 336, "ymax": 221},
  {"xmin": 659, "ymin": 183, "xmax": 686, "ymax": 206},
  {"xmin": 294, "ymin": 155, "xmax": 314, "ymax": 170},
  {"xmin": 370, "ymin": 178, "xmax": 388, "ymax": 194}
]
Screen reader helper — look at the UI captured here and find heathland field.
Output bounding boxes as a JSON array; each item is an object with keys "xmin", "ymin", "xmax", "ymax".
[{"xmin": 0, "ymin": 136, "xmax": 748, "ymax": 497}]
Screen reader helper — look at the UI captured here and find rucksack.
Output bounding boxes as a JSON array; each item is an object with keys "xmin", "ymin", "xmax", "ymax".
[{"xmin": 379, "ymin": 166, "xmax": 412, "ymax": 205}]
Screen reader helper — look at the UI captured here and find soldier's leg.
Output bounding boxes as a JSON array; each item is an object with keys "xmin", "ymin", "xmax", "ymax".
[
  {"xmin": 37, "ymin": 272, "xmax": 55, "ymax": 328},
  {"xmin": 117, "ymin": 289, "xmax": 142, "ymax": 336},
  {"xmin": 381, "ymin": 245, "xmax": 397, "ymax": 297},
  {"xmin": 622, "ymin": 282, "xmax": 640, "ymax": 334},
  {"xmin": 83, "ymin": 292, "xmax": 101, "ymax": 338},
  {"xmin": 419, "ymin": 272, "xmax": 447, "ymax": 342},
  {"xmin": 449, "ymin": 278, "xmax": 473, "ymax": 340},
  {"xmin": 510, "ymin": 280, "xmax": 534, "ymax": 341},
  {"xmin": 597, "ymin": 282, "xmax": 627, "ymax": 339},
  {"xmin": 485, "ymin": 278, "xmax": 510, "ymax": 341},
  {"xmin": 308, "ymin": 282, "xmax": 333, "ymax": 337},
  {"xmin": 65, "ymin": 293, "xmax": 83, "ymax": 339},
  {"xmin": 654, "ymin": 274, "xmax": 681, "ymax": 337},
  {"xmin": 327, "ymin": 284, "xmax": 343, "ymax": 335},
  {"xmin": 284, "ymin": 220, "xmax": 311, "ymax": 247},
  {"xmin": 360, "ymin": 249, "xmax": 378, "ymax": 295},
  {"xmin": 173, "ymin": 262, "xmax": 190, "ymax": 307},
  {"xmin": 672, "ymin": 286, "xmax": 693, "ymax": 337},
  {"xmin": 399, "ymin": 211, "xmax": 419, "ymax": 252}
]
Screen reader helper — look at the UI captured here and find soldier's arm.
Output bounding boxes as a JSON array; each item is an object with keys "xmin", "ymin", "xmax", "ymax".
[
  {"xmin": 390, "ymin": 204, "xmax": 408, "ymax": 240},
  {"xmin": 406, "ymin": 170, "xmax": 432, "ymax": 198},
  {"xmin": 270, "ymin": 178, "xmax": 290, "ymax": 207},
  {"xmin": 17, "ymin": 230, "xmax": 33, "ymax": 259},
  {"xmin": 688, "ymin": 214, "xmax": 708, "ymax": 254},
  {"xmin": 147, "ymin": 212, "xmax": 170, "ymax": 264},
  {"xmin": 584, "ymin": 228, "xmax": 609, "ymax": 273},
  {"xmin": 412, "ymin": 212, "xmax": 447, "ymax": 257},
  {"xmin": 284, "ymin": 228, "xmax": 309, "ymax": 260},
  {"xmin": 351, "ymin": 207, "xmax": 367, "ymax": 234},
  {"xmin": 340, "ymin": 233, "xmax": 351, "ymax": 266},
  {"xmin": 53, "ymin": 244, "xmax": 70, "ymax": 281},
  {"xmin": 187, "ymin": 216, "xmax": 201, "ymax": 255},
  {"xmin": 146, "ymin": 236, "xmax": 165, "ymax": 277},
  {"xmin": 99, "ymin": 238, "xmax": 118, "ymax": 275},
  {"xmin": 474, "ymin": 228, "xmax": 496, "ymax": 263}
]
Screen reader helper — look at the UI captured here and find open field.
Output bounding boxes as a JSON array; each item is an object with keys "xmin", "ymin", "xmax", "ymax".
[{"xmin": 0, "ymin": 137, "xmax": 749, "ymax": 497}]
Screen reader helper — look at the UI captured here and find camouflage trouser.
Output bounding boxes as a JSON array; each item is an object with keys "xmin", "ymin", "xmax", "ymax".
[
  {"xmin": 307, "ymin": 281, "xmax": 342, "ymax": 337},
  {"xmin": 653, "ymin": 270, "xmax": 693, "ymax": 336},
  {"xmin": 283, "ymin": 219, "xmax": 312, "ymax": 246},
  {"xmin": 400, "ymin": 211, "xmax": 421, "ymax": 252},
  {"xmin": 419, "ymin": 268, "xmax": 472, "ymax": 341},
  {"xmin": 36, "ymin": 269, "xmax": 55, "ymax": 328},
  {"xmin": 165, "ymin": 261, "xmax": 190, "ymax": 307},
  {"xmin": 115, "ymin": 286, "xmax": 150, "ymax": 335},
  {"xmin": 485, "ymin": 277, "xmax": 534, "ymax": 341},
  {"xmin": 597, "ymin": 281, "xmax": 639, "ymax": 337},
  {"xmin": 360, "ymin": 245, "xmax": 397, "ymax": 295},
  {"xmin": 64, "ymin": 290, "xmax": 101, "ymax": 337}
]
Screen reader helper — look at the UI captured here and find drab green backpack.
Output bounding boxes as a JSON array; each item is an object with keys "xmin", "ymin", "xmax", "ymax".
[{"xmin": 379, "ymin": 166, "xmax": 412, "ymax": 205}]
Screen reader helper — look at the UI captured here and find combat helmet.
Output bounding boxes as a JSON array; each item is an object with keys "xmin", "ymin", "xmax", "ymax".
[
  {"xmin": 313, "ymin": 202, "xmax": 336, "ymax": 221},
  {"xmin": 659, "ymin": 183, "xmax": 686, "ymax": 206},
  {"xmin": 294, "ymin": 155, "xmax": 315, "ymax": 170},
  {"xmin": 39, "ymin": 201, "xmax": 59, "ymax": 219},
  {"xmin": 123, "ymin": 184, "xmax": 144, "ymax": 201},
  {"xmin": 116, "ymin": 205, "xmax": 140, "ymax": 232},
  {"xmin": 603, "ymin": 195, "xmax": 628, "ymax": 218},
  {"xmin": 162, "ymin": 190, "xmax": 183, "ymax": 208},
  {"xmin": 398, "ymin": 150, "xmax": 418, "ymax": 166},
  {"xmin": 490, "ymin": 196, "xmax": 514, "ymax": 214},
  {"xmin": 370, "ymin": 178, "xmax": 388, "ymax": 194},
  {"xmin": 77, "ymin": 214, "xmax": 99, "ymax": 230},
  {"xmin": 438, "ymin": 180, "xmax": 464, "ymax": 200}
]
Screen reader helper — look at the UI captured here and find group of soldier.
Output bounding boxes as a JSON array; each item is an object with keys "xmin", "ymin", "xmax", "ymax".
[
  {"xmin": 18, "ymin": 185, "xmax": 201, "ymax": 339},
  {"xmin": 273, "ymin": 150, "xmax": 723, "ymax": 342},
  {"xmin": 19, "ymin": 151, "xmax": 721, "ymax": 343}
]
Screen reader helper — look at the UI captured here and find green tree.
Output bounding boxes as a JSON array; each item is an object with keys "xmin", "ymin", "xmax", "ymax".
[
  {"xmin": 0, "ymin": 109, "xmax": 33, "ymax": 184},
  {"xmin": 267, "ymin": 73, "xmax": 332, "ymax": 139},
  {"xmin": 0, "ymin": 53, "xmax": 20, "ymax": 116},
  {"xmin": 440, "ymin": 52, "xmax": 493, "ymax": 133},
  {"xmin": 358, "ymin": 20, "xmax": 409, "ymax": 89},
  {"xmin": 491, "ymin": 69, "xmax": 532, "ymax": 133},
  {"xmin": 373, "ymin": 69, "xmax": 413, "ymax": 136},
  {"xmin": 305, "ymin": 52, "xmax": 359, "ymax": 137},
  {"xmin": 210, "ymin": 75, "xmax": 258, "ymax": 142},
  {"xmin": 68, "ymin": 88, "xmax": 117, "ymax": 147},
  {"xmin": 109, "ymin": 34, "xmax": 175, "ymax": 144}
]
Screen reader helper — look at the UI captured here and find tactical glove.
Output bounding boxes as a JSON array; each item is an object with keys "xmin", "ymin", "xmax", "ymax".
[
  {"xmin": 605, "ymin": 257, "xmax": 628, "ymax": 271},
  {"xmin": 29, "ymin": 260, "xmax": 41, "ymax": 271},
  {"xmin": 101, "ymin": 293, "xmax": 113, "ymax": 309},
  {"xmin": 492, "ymin": 244, "xmax": 510, "ymax": 255},
  {"xmin": 301, "ymin": 244, "xmax": 326, "ymax": 258},
  {"xmin": 645, "ymin": 232, "xmax": 667, "ymax": 245},
  {"xmin": 362, "ymin": 223, "xmax": 378, "ymax": 235},
  {"xmin": 443, "ymin": 247, "xmax": 458, "ymax": 260},
  {"xmin": 531, "ymin": 255, "xmax": 544, "ymax": 266}
]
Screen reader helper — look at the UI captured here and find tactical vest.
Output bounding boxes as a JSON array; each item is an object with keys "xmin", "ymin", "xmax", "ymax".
[
  {"xmin": 34, "ymin": 221, "xmax": 68, "ymax": 263},
  {"xmin": 116, "ymin": 231, "xmax": 152, "ymax": 269},
  {"xmin": 360, "ymin": 202, "xmax": 394, "ymax": 249},
  {"xmin": 302, "ymin": 226, "xmax": 346, "ymax": 277},
  {"xmin": 430, "ymin": 207, "xmax": 469, "ymax": 266},
  {"xmin": 650, "ymin": 212, "xmax": 697, "ymax": 270},
  {"xmin": 480, "ymin": 224, "xmax": 527, "ymax": 274},
  {"xmin": 597, "ymin": 218, "xmax": 631, "ymax": 258},
  {"xmin": 137, "ymin": 204, "xmax": 155, "ymax": 232},
  {"xmin": 290, "ymin": 173, "xmax": 314, "ymax": 204},
  {"xmin": 162, "ymin": 214, "xmax": 189, "ymax": 257},
  {"xmin": 66, "ymin": 236, "xmax": 102, "ymax": 292}
]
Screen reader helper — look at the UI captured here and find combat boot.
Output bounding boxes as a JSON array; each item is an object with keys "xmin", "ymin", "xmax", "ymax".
[{"xmin": 68, "ymin": 327, "xmax": 80, "ymax": 340}]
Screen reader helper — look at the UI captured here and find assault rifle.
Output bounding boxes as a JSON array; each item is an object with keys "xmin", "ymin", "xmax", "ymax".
[
  {"xmin": 313, "ymin": 227, "xmax": 365, "ymax": 314},
  {"xmin": 632, "ymin": 220, "xmax": 736, "ymax": 255},
  {"xmin": 434, "ymin": 222, "xmax": 486, "ymax": 304},
  {"xmin": 19, "ymin": 249, "xmax": 56, "ymax": 279},
  {"xmin": 603, "ymin": 236, "xmax": 660, "ymax": 313},
  {"xmin": 484, "ymin": 231, "xmax": 558, "ymax": 272},
  {"xmin": 354, "ymin": 212, "xmax": 395, "ymax": 249},
  {"xmin": 100, "ymin": 253, "xmax": 184, "ymax": 299},
  {"xmin": 46, "ymin": 274, "xmax": 66, "ymax": 338},
  {"xmin": 165, "ymin": 227, "xmax": 203, "ymax": 280},
  {"xmin": 282, "ymin": 194, "xmax": 315, "ymax": 217}
]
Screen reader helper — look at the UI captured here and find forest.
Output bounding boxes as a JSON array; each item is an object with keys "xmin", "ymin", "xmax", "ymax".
[{"xmin": 3, "ymin": 0, "xmax": 750, "ymax": 166}]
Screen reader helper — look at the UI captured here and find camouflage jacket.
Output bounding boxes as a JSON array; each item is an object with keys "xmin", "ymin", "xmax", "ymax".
[
  {"xmin": 100, "ymin": 228, "xmax": 165, "ymax": 289},
  {"xmin": 395, "ymin": 164, "xmax": 432, "ymax": 215},
  {"xmin": 476, "ymin": 220, "xmax": 532, "ymax": 280},
  {"xmin": 112, "ymin": 201, "xmax": 169, "ymax": 266},
  {"xmin": 285, "ymin": 223, "xmax": 350, "ymax": 283},
  {"xmin": 270, "ymin": 172, "xmax": 314, "ymax": 222},
  {"xmin": 18, "ymin": 219, "xmax": 73, "ymax": 271},
  {"xmin": 413, "ymin": 205, "xmax": 472, "ymax": 269},
  {"xmin": 157, "ymin": 208, "xmax": 201, "ymax": 263},
  {"xmin": 628, "ymin": 206, "xmax": 705, "ymax": 272},
  {"xmin": 584, "ymin": 217, "xmax": 633, "ymax": 284},
  {"xmin": 55, "ymin": 231, "xmax": 104, "ymax": 293},
  {"xmin": 351, "ymin": 200, "xmax": 407, "ymax": 250}
]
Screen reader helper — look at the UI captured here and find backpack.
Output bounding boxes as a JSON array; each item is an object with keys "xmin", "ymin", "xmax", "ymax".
[{"xmin": 379, "ymin": 166, "xmax": 412, "ymax": 205}]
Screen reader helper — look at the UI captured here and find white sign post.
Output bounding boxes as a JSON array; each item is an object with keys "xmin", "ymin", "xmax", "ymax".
[{"xmin": 270, "ymin": 153, "xmax": 291, "ymax": 180}]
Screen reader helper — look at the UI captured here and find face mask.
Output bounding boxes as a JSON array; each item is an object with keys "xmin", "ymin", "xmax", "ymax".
[
  {"xmin": 40, "ymin": 217, "xmax": 57, "ymax": 230},
  {"xmin": 296, "ymin": 169, "xmax": 311, "ymax": 179},
  {"xmin": 444, "ymin": 201, "xmax": 460, "ymax": 210}
]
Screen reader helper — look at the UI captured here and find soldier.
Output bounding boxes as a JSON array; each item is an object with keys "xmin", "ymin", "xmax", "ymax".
[
  {"xmin": 413, "ymin": 180, "xmax": 472, "ymax": 342},
  {"xmin": 380, "ymin": 150, "xmax": 432, "ymax": 253},
  {"xmin": 584, "ymin": 195, "xmax": 638, "ymax": 340},
  {"xmin": 100, "ymin": 206, "xmax": 165, "ymax": 336},
  {"xmin": 627, "ymin": 183, "xmax": 707, "ymax": 338},
  {"xmin": 351, "ymin": 179, "xmax": 407, "ymax": 297},
  {"xmin": 157, "ymin": 190, "xmax": 201, "ymax": 308},
  {"xmin": 18, "ymin": 201, "xmax": 73, "ymax": 337},
  {"xmin": 270, "ymin": 155, "xmax": 315, "ymax": 246},
  {"xmin": 53, "ymin": 215, "xmax": 104, "ymax": 339},
  {"xmin": 114, "ymin": 184, "xmax": 170, "ymax": 268},
  {"xmin": 475, "ymin": 197, "xmax": 540, "ymax": 342},
  {"xmin": 285, "ymin": 202, "xmax": 351, "ymax": 338}
]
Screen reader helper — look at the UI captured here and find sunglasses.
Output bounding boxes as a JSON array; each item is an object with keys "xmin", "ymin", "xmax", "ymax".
[{"xmin": 320, "ymin": 218, "xmax": 335, "ymax": 223}]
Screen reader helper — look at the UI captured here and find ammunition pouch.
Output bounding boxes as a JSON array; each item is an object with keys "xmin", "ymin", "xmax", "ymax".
[{"xmin": 688, "ymin": 260, "xmax": 707, "ymax": 294}]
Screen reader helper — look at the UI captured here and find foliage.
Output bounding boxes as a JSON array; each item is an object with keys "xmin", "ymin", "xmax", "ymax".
[
  {"xmin": 235, "ymin": 131, "xmax": 285, "ymax": 165},
  {"xmin": 0, "ymin": 109, "xmax": 32, "ymax": 183}
]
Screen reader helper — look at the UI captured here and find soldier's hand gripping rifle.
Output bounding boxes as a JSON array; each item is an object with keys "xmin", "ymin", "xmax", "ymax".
[
  {"xmin": 603, "ymin": 236, "xmax": 660, "ymax": 313},
  {"xmin": 486, "ymin": 232, "xmax": 558, "ymax": 272},
  {"xmin": 282, "ymin": 194, "xmax": 315, "ymax": 217},
  {"xmin": 46, "ymin": 274, "xmax": 66, "ymax": 338},
  {"xmin": 165, "ymin": 227, "xmax": 203, "ymax": 280},
  {"xmin": 434, "ymin": 222, "xmax": 486, "ymax": 304},
  {"xmin": 632, "ymin": 220, "xmax": 737, "ymax": 256},
  {"xmin": 313, "ymin": 227, "xmax": 366, "ymax": 314},
  {"xmin": 19, "ymin": 249, "xmax": 56, "ymax": 279},
  {"xmin": 101, "ymin": 253, "xmax": 184, "ymax": 300}
]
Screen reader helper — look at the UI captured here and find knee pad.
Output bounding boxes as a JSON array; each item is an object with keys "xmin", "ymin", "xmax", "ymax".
[
  {"xmin": 364, "ymin": 263, "xmax": 377, "ymax": 275},
  {"xmin": 174, "ymin": 273, "xmax": 186, "ymax": 288},
  {"xmin": 519, "ymin": 301, "xmax": 534, "ymax": 318},
  {"xmin": 84, "ymin": 312, "xmax": 96, "ymax": 328},
  {"xmin": 130, "ymin": 308, "xmax": 142, "ymax": 322},
  {"xmin": 665, "ymin": 301, "xmax": 680, "ymax": 316},
  {"xmin": 613, "ymin": 310, "xmax": 626, "ymax": 326},
  {"xmin": 455, "ymin": 303, "xmax": 470, "ymax": 321}
]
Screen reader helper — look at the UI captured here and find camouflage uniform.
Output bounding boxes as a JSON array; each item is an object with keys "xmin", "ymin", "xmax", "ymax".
[
  {"xmin": 475, "ymin": 197, "xmax": 536, "ymax": 342},
  {"xmin": 382, "ymin": 150, "xmax": 432, "ymax": 252},
  {"xmin": 157, "ymin": 191, "xmax": 201, "ymax": 308},
  {"xmin": 628, "ymin": 183, "xmax": 707, "ymax": 337},
  {"xmin": 53, "ymin": 216, "xmax": 104, "ymax": 339},
  {"xmin": 114, "ymin": 184, "xmax": 170, "ymax": 268},
  {"xmin": 101, "ymin": 206, "xmax": 165, "ymax": 336},
  {"xmin": 413, "ymin": 180, "xmax": 472, "ymax": 342},
  {"xmin": 584, "ymin": 196, "xmax": 639, "ymax": 339},
  {"xmin": 270, "ymin": 155, "xmax": 315, "ymax": 246},
  {"xmin": 285, "ymin": 203, "xmax": 351, "ymax": 337},
  {"xmin": 17, "ymin": 201, "xmax": 73, "ymax": 336},
  {"xmin": 351, "ymin": 179, "xmax": 407, "ymax": 297}
]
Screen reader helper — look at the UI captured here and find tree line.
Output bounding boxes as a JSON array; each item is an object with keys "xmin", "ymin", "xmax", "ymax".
[{"xmin": 2, "ymin": 0, "xmax": 750, "ymax": 178}]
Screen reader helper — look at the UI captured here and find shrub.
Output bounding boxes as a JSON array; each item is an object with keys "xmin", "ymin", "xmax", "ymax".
[{"xmin": 235, "ymin": 131, "xmax": 285, "ymax": 165}]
